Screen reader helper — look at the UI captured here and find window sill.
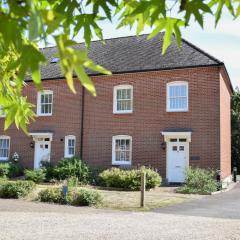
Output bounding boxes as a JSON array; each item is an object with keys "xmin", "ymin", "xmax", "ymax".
[
  {"xmin": 0, "ymin": 158, "xmax": 8, "ymax": 161},
  {"xmin": 64, "ymin": 155, "xmax": 74, "ymax": 158},
  {"xmin": 37, "ymin": 114, "xmax": 53, "ymax": 117},
  {"xmin": 166, "ymin": 109, "xmax": 189, "ymax": 113},
  {"xmin": 113, "ymin": 111, "xmax": 133, "ymax": 114},
  {"xmin": 112, "ymin": 162, "xmax": 131, "ymax": 166}
]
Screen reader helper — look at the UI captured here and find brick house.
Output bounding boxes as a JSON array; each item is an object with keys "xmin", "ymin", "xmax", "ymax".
[{"xmin": 0, "ymin": 34, "xmax": 233, "ymax": 183}]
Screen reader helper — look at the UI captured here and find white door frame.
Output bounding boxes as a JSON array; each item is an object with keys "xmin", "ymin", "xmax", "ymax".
[
  {"xmin": 162, "ymin": 132, "xmax": 191, "ymax": 183},
  {"xmin": 30, "ymin": 133, "xmax": 53, "ymax": 169}
]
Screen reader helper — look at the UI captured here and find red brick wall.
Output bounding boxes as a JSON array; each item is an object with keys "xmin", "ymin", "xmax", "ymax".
[
  {"xmin": 219, "ymin": 67, "xmax": 232, "ymax": 178},
  {"xmin": 0, "ymin": 66, "xmax": 231, "ymax": 179},
  {"xmin": 0, "ymin": 79, "xmax": 82, "ymax": 168},
  {"xmin": 83, "ymin": 67, "xmax": 221, "ymax": 177}
]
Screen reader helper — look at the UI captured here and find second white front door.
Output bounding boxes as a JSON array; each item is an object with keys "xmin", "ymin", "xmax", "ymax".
[
  {"xmin": 167, "ymin": 139, "xmax": 188, "ymax": 183},
  {"xmin": 34, "ymin": 138, "xmax": 51, "ymax": 169}
]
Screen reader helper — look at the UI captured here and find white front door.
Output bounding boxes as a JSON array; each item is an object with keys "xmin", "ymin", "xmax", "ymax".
[
  {"xmin": 167, "ymin": 139, "xmax": 188, "ymax": 183},
  {"xmin": 34, "ymin": 139, "xmax": 51, "ymax": 169}
]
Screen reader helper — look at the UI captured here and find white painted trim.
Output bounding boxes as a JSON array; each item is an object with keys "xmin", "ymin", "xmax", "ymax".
[
  {"xmin": 64, "ymin": 135, "xmax": 76, "ymax": 158},
  {"xmin": 30, "ymin": 132, "xmax": 53, "ymax": 141},
  {"xmin": 37, "ymin": 90, "xmax": 53, "ymax": 116},
  {"xmin": 0, "ymin": 135, "xmax": 10, "ymax": 161},
  {"xmin": 112, "ymin": 135, "xmax": 132, "ymax": 165},
  {"xmin": 32, "ymin": 134, "xmax": 52, "ymax": 169},
  {"xmin": 113, "ymin": 85, "xmax": 133, "ymax": 114},
  {"xmin": 166, "ymin": 141, "xmax": 189, "ymax": 183},
  {"xmin": 162, "ymin": 133, "xmax": 191, "ymax": 183},
  {"xmin": 161, "ymin": 131, "xmax": 192, "ymax": 142},
  {"xmin": 166, "ymin": 81, "xmax": 189, "ymax": 112}
]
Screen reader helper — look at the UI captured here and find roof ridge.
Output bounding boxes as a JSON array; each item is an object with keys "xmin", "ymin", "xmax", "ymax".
[
  {"xmin": 181, "ymin": 37, "xmax": 223, "ymax": 64},
  {"xmin": 40, "ymin": 33, "xmax": 152, "ymax": 50}
]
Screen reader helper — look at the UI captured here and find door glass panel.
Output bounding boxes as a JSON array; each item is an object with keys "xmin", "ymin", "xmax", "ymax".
[
  {"xmin": 179, "ymin": 138, "xmax": 187, "ymax": 142},
  {"xmin": 45, "ymin": 144, "xmax": 48, "ymax": 149},
  {"xmin": 172, "ymin": 146, "xmax": 178, "ymax": 151},
  {"xmin": 179, "ymin": 146, "xmax": 184, "ymax": 151}
]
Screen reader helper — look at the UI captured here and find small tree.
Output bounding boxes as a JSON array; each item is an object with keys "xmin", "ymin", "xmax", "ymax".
[{"xmin": 231, "ymin": 88, "xmax": 240, "ymax": 172}]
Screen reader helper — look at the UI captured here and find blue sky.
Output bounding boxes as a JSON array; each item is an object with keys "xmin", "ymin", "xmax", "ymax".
[{"xmin": 93, "ymin": 12, "xmax": 240, "ymax": 89}]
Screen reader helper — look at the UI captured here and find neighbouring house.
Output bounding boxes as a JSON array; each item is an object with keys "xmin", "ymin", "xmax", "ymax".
[{"xmin": 0, "ymin": 34, "xmax": 233, "ymax": 183}]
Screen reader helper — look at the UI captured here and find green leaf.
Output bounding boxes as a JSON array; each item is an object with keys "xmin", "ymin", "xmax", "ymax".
[
  {"xmin": 148, "ymin": 19, "xmax": 166, "ymax": 39},
  {"xmin": 75, "ymin": 65, "xmax": 96, "ymax": 97},
  {"xmin": 83, "ymin": 60, "xmax": 112, "ymax": 75}
]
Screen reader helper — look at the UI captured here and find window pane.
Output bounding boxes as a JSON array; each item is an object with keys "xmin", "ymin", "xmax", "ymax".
[
  {"xmin": 115, "ymin": 87, "xmax": 132, "ymax": 112},
  {"xmin": 40, "ymin": 93, "xmax": 53, "ymax": 114},
  {"xmin": 0, "ymin": 139, "xmax": 9, "ymax": 158},
  {"xmin": 41, "ymin": 94, "xmax": 44, "ymax": 103},
  {"xmin": 67, "ymin": 138, "xmax": 75, "ymax": 156},
  {"xmin": 168, "ymin": 84, "xmax": 188, "ymax": 110},
  {"xmin": 114, "ymin": 138, "xmax": 131, "ymax": 163}
]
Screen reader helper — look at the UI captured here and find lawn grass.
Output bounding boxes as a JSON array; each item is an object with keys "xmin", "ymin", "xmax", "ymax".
[
  {"xmin": 96, "ymin": 187, "xmax": 203, "ymax": 211},
  {"xmin": 25, "ymin": 184, "xmax": 203, "ymax": 211}
]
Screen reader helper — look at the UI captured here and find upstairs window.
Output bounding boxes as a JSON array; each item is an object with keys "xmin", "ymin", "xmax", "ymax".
[
  {"xmin": 37, "ymin": 90, "xmax": 53, "ymax": 116},
  {"xmin": 0, "ymin": 136, "xmax": 10, "ymax": 161},
  {"xmin": 64, "ymin": 135, "xmax": 76, "ymax": 158},
  {"xmin": 112, "ymin": 135, "xmax": 132, "ymax": 165},
  {"xmin": 0, "ymin": 106, "xmax": 6, "ymax": 118},
  {"xmin": 113, "ymin": 85, "xmax": 133, "ymax": 114},
  {"xmin": 167, "ymin": 82, "xmax": 188, "ymax": 112}
]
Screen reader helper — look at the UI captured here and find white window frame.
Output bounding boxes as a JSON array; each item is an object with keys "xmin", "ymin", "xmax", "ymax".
[
  {"xmin": 64, "ymin": 135, "xmax": 76, "ymax": 158},
  {"xmin": 0, "ymin": 106, "xmax": 6, "ymax": 118},
  {"xmin": 112, "ymin": 135, "xmax": 132, "ymax": 165},
  {"xmin": 37, "ymin": 90, "xmax": 53, "ymax": 116},
  {"xmin": 0, "ymin": 136, "xmax": 10, "ymax": 161},
  {"xmin": 113, "ymin": 85, "xmax": 133, "ymax": 114},
  {"xmin": 167, "ymin": 81, "xmax": 189, "ymax": 112}
]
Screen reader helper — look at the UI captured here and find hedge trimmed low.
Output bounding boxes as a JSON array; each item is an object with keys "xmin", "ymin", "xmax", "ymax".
[
  {"xmin": 0, "ymin": 180, "xmax": 36, "ymax": 198},
  {"xmin": 99, "ymin": 167, "xmax": 162, "ymax": 190},
  {"xmin": 38, "ymin": 187, "xmax": 65, "ymax": 204},
  {"xmin": 67, "ymin": 188, "xmax": 102, "ymax": 206},
  {"xmin": 38, "ymin": 187, "xmax": 102, "ymax": 206}
]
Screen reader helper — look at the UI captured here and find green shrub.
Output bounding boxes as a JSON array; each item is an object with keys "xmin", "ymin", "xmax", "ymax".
[
  {"xmin": 38, "ymin": 187, "xmax": 65, "ymax": 204},
  {"xmin": 0, "ymin": 180, "xmax": 35, "ymax": 198},
  {"xmin": 40, "ymin": 161, "xmax": 55, "ymax": 181},
  {"xmin": 67, "ymin": 188, "xmax": 102, "ymax": 206},
  {"xmin": 99, "ymin": 167, "xmax": 162, "ymax": 190},
  {"xmin": 24, "ymin": 169, "xmax": 46, "ymax": 183},
  {"xmin": 0, "ymin": 163, "xmax": 10, "ymax": 178},
  {"xmin": 38, "ymin": 187, "xmax": 102, "ymax": 206},
  {"xmin": 53, "ymin": 157, "xmax": 90, "ymax": 183},
  {"xmin": 8, "ymin": 162, "xmax": 24, "ymax": 178},
  {"xmin": 177, "ymin": 167, "xmax": 218, "ymax": 194},
  {"xmin": 0, "ymin": 177, "xmax": 7, "ymax": 185},
  {"xmin": 89, "ymin": 166, "xmax": 106, "ymax": 185},
  {"xmin": 67, "ymin": 176, "xmax": 79, "ymax": 189}
]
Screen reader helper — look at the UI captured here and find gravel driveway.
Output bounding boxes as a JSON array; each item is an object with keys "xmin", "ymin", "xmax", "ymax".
[{"xmin": 0, "ymin": 185, "xmax": 240, "ymax": 240}]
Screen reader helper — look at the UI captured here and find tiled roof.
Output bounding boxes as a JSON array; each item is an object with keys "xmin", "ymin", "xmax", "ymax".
[{"xmin": 37, "ymin": 33, "xmax": 223, "ymax": 80}]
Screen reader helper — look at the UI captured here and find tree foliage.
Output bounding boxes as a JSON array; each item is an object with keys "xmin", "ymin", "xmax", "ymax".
[
  {"xmin": 232, "ymin": 88, "xmax": 240, "ymax": 172},
  {"xmin": 0, "ymin": 0, "xmax": 238, "ymax": 131}
]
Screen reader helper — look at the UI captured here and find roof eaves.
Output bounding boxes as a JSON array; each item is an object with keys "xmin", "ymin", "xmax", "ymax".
[{"xmin": 25, "ymin": 63, "xmax": 222, "ymax": 82}]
